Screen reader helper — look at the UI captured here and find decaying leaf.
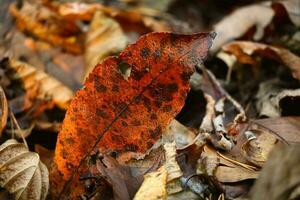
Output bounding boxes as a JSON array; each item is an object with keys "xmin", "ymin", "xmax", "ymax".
[
  {"xmin": 0, "ymin": 86, "xmax": 8, "ymax": 134},
  {"xmin": 134, "ymin": 166, "xmax": 167, "ymax": 200},
  {"xmin": 52, "ymin": 32, "xmax": 215, "ymax": 198},
  {"xmin": 222, "ymin": 41, "xmax": 300, "ymax": 80},
  {"xmin": 211, "ymin": 3, "xmax": 274, "ymax": 52},
  {"xmin": 84, "ymin": 11, "xmax": 127, "ymax": 79},
  {"xmin": 8, "ymin": 59, "xmax": 74, "ymax": 110},
  {"xmin": 0, "ymin": 139, "xmax": 49, "ymax": 200}
]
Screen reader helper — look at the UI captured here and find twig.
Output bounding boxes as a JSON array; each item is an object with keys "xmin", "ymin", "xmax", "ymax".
[{"xmin": 10, "ymin": 111, "xmax": 28, "ymax": 149}]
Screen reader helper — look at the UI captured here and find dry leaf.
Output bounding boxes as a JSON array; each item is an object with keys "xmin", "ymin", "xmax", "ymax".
[
  {"xmin": 134, "ymin": 166, "xmax": 167, "ymax": 200},
  {"xmin": 96, "ymin": 155, "xmax": 143, "ymax": 200},
  {"xmin": 211, "ymin": 4, "xmax": 274, "ymax": 52},
  {"xmin": 0, "ymin": 139, "xmax": 49, "ymax": 200},
  {"xmin": 9, "ymin": 3, "xmax": 82, "ymax": 54},
  {"xmin": 8, "ymin": 59, "xmax": 74, "ymax": 110},
  {"xmin": 215, "ymin": 166, "xmax": 258, "ymax": 183},
  {"xmin": 84, "ymin": 11, "xmax": 127, "ymax": 79},
  {"xmin": 164, "ymin": 142, "xmax": 183, "ymax": 194},
  {"xmin": 252, "ymin": 117, "xmax": 300, "ymax": 144},
  {"xmin": 51, "ymin": 32, "xmax": 215, "ymax": 199},
  {"xmin": 222, "ymin": 41, "xmax": 300, "ymax": 80}
]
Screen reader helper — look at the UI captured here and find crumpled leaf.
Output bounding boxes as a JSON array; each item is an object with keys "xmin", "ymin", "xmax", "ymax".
[
  {"xmin": 0, "ymin": 86, "xmax": 8, "ymax": 134},
  {"xmin": 222, "ymin": 41, "xmax": 300, "ymax": 80},
  {"xmin": 211, "ymin": 3, "xmax": 274, "ymax": 52},
  {"xmin": 250, "ymin": 143, "xmax": 300, "ymax": 200},
  {"xmin": 8, "ymin": 59, "xmax": 74, "ymax": 110},
  {"xmin": 84, "ymin": 10, "xmax": 127, "ymax": 79},
  {"xmin": 0, "ymin": 139, "xmax": 49, "ymax": 200},
  {"xmin": 52, "ymin": 32, "xmax": 215, "ymax": 199},
  {"xmin": 134, "ymin": 166, "xmax": 167, "ymax": 200}
]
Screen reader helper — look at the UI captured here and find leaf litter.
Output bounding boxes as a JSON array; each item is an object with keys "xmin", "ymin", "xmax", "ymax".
[{"xmin": 0, "ymin": 0, "xmax": 299, "ymax": 200}]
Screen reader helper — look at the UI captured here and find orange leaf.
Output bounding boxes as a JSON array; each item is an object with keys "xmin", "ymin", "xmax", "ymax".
[{"xmin": 52, "ymin": 32, "xmax": 215, "ymax": 198}]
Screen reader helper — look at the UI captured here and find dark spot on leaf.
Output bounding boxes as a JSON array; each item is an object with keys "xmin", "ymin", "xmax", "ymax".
[
  {"xmin": 111, "ymin": 135, "xmax": 124, "ymax": 142},
  {"xmin": 95, "ymin": 84, "xmax": 107, "ymax": 92},
  {"xmin": 150, "ymin": 113, "xmax": 158, "ymax": 120},
  {"xmin": 153, "ymin": 49, "xmax": 162, "ymax": 59},
  {"xmin": 147, "ymin": 142, "xmax": 153, "ymax": 149},
  {"xmin": 131, "ymin": 119, "xmax": 141, "ymax": 126},
  {"xmin": 65, "ymin": 137, "xmax": 75, "ymax": 145},
  {"xmin": 140, "ymin": 47, "xmax": 150, "ymax": 58},
  {"xmin": 121, "ymin": 121, "xmax": 128, "ymax": 127},
  {"xmin": 149, "ymin": 126, "xmax": 162, "ymax": 139},
  {"xmin": 112, "ymin": 84, "xmax": 119, "ymax": 92},
  {"xmin": 162, "ymin": 105, "xmax": 172, "ymax": 112},
  {"xmin": 181, "ymin": 71, "xmax": 191, "ymax": 83},
  {"xmin": 96, "ymin": 109, "xmax": 108, "ymax": 118},
  {"xmin": 131, "ymin": 66, "xmax": 149, "ymax": 81},
  {"xmin": 141, "ymin": 95, "xmax": 152, "ymax": 112}
]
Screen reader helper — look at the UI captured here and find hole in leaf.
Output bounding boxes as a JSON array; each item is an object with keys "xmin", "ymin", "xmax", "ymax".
[{"xmin": 118, "ymin": 61, "xmax": 131, "ymax": 80}]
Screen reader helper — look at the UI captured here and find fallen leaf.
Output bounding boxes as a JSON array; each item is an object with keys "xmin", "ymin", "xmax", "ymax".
[
  {"xmin": 0, "ymin": 139, "xmax": 49, "ymax": 200},
  {"xmin": 84, "ymin": 10, "xmax": 127, "ymax": 80},
  {"xmin": 215, "ymin": 166, "xmax": 258, "ymax": 183},
  {"xmin": 51, "ymin": 32, "xmax": 215, "ymax": 199},
  {"xmin": 241, "ymin": 130, "xmax": 278, "ymax": 167},
  {"xmin": 96, "ymin": 154, "xmax": 143, "ymax": 200},
  {"xmin": 251, "ymin": 117, "xmax": 300, "ymax": 144},
  {"xmin": 211, "ymin": 3, "xmax": 274, "ymax": 52},
  {"xmin": 134, "ymin": 166, "xmax": 167, "ymax": 200},
  {"xmin": 222, "ymin": 41, "xmax": 300, "ymax": 80},
  {"xmin": 0, "ymin": 86, "xmax": 8, "ymax": 134},
  {"xmin": 8, "ymin": 59, "xmax": 74, "ymax": 110},
  {"xmin": 164, "ymin": 142, "xmax": 183, "ymax": 194},
  {"xmin": 9, "ymin": 3, "xmax": 82, "ymax": 54}
]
